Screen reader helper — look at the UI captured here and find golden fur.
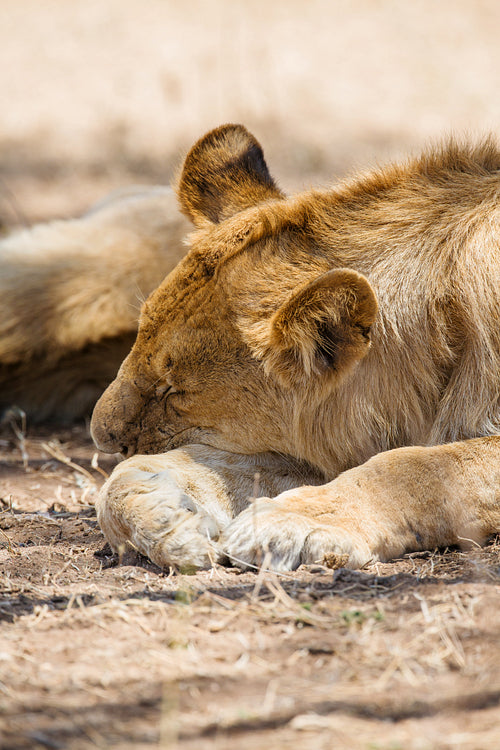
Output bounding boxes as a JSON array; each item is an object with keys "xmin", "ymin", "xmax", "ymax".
[
  {"xmin": 92, "ymin": 125, "xmax": 500, "ymax": 570},
  {"xmin": 0, "ymin": 187, "xmax": 189, "ymax": 421}
]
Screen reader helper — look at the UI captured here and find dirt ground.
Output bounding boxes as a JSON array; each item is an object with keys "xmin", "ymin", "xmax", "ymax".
[
  {"xmin": 1, "ymin": 427, "xmax": 500, "ymax": 750},
  {"xmin": 1, "ymin": 1, "xmax": 500, "ymax": 748}
]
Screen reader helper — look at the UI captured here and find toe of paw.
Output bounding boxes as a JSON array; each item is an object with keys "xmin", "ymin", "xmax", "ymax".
[
  {"xmin": 151, "ymin": 531, "xmax": 221, "ymax": 571},
  {"xmin": 220, "ymin": 522, "xmax": 305, "ymax": 572},
  {"xmin": 302, "ymin": 527, "xmax": 373, "ymax": 569}
]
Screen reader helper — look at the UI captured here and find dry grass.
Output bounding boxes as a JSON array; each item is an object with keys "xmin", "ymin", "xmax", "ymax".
[{"xmin": 1, "ymin": 427, "xmax": 500, "ymax": 749}]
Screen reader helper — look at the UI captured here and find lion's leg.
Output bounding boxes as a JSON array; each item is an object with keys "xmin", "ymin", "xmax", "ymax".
[
  {"xmin": 96, "ymin": 444, "xmax": 321, "ymax": 570},
  {"xmin": 221, "ymin": 437, "xmax": 500, "ymax": 571}
]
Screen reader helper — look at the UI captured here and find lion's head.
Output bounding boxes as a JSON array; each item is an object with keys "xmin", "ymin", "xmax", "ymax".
[{"xmin": 91, "ymin": 125, "xmax": 377, "ymax": 462}]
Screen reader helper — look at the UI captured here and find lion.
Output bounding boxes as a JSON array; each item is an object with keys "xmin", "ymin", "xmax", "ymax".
[
  {"xmin": 0, "ymin": 186, "xmax": 189, "ymax": 422},
  {"xmin": 91, "ymin": 124, "xmax": 500, "ymax": 571}
]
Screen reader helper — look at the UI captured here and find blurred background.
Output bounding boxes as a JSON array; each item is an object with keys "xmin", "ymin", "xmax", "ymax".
[{"xmin": 1, "ymin": 0, "xmax": 499, "ymax": 225}]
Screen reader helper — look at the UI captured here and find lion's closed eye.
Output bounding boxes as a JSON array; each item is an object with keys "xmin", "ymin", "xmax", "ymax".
[{"xmin": 156, "ymin": 383, "xmax": 177, "ymax": 398}]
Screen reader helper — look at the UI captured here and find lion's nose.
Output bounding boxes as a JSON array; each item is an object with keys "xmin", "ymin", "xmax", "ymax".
[
  {"xmin": 90, "ymin": 425, "xmax": 122, "ymax": 454},
  {"xmin": 90, "ymin": 378, "xmax": 141, "ymax": 454}
]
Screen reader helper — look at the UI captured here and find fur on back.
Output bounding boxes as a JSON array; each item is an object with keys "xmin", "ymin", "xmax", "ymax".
[{"xmin": 0, "ymin": 186, "xmax": 189, "ymax": 421}]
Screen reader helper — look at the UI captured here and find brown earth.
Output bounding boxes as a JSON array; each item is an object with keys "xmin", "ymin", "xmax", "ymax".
[
  {"xmin": 1, "ymin": 1, "xmax": 500, "ymax": 748},
  {"xmin": 1, "ymin": 426, "xmax": 500, "ymax": 749}
]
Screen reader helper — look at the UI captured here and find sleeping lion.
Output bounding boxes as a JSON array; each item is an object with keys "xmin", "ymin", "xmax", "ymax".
[
  {"xmin": 90, "ymin": 125, "xmax": 500, "ymax": 571},
  {"xmin": 4, "ymin": 125, "xmax": 500, "ymax": 570}
]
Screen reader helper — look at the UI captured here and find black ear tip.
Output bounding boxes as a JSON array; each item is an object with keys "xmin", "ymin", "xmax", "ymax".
[
  {"xmin": 177, "ymin": 124, "xmax": 282, "ymax": 225},
  {"xmin": 197, "ymin": 125, "xmax": 270, "ymax": 181},
  {"xmin": 179, "ymin": 124, "xmax": 261, "ymax": 192}
]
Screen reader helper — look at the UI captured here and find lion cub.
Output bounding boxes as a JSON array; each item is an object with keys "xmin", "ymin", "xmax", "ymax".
[{"xmin": 89, "ymin": 125, "xmax": 500, "ymax": 571}]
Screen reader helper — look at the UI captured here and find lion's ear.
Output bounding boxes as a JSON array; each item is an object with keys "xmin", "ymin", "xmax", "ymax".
[
  {"xmin": 257, "ymin": 269, "xmax": 378, "ymax": 389},
  {"xmin": 177, "ymin": 124, "xmax": 284, "ymax": 227}
]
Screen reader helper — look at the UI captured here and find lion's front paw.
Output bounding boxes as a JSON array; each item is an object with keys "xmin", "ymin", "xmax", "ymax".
[
  {"xmin": 97, "ymin": 464, "xmax": 223, "ymax": 571},
  {"xmin": 220, "ymin": 498, "xmax": 373, "ymax": 571}
]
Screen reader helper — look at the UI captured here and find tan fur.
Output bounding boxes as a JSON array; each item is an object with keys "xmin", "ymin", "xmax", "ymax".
[
  {"xmin": 0, "ymin": 187, "xmax": 189, "ymax": 421},
  {"xmin": 92, "ymin": 125, "xmax": 500, "ymax": 570},
  {"xmin": 177, "ymin": 123, "xmax": 284, "ymax": 226}
]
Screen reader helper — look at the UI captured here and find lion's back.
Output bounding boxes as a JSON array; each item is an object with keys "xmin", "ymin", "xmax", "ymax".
[{"xmin": 0, "ymin": 187, "xmax": 189, "ymax": 422}]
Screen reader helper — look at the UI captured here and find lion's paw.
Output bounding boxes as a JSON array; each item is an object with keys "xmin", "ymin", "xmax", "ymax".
[
  {"xmin": 219, "ymin": 498, "xmax": 373, "ymax": 571},
  {"xmin": 97, "ymin": 465, "xmax": 223, "ymax": 571}
]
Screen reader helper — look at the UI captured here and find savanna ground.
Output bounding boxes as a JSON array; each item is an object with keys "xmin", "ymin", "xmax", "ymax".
[{"xmin": 1, "ymin": 2, "xmax": 500, "ymax": 747}]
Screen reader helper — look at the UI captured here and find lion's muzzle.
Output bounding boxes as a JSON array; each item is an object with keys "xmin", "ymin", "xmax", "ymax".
[{"xmin": 90, "ymin": 377, "xmax": 141, "ymax": 454}]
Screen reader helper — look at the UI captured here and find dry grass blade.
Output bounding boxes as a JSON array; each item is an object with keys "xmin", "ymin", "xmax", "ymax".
[
  {"xmin": 4, "ymin": 407, "xmax": 29, "ymax": 469},
  {"xmin": 456, "ymin": 535, "xmax": 482, "ymax": 550},
  {"xmin": 251, "ymin": 550, "xmax": 273, "ymax": 601},
  {"xmin": 41, "ymin": 441, "xmax": 97, "ymax": 483},
  {"xmin": 91, "ymin": 452, "xmax": 110, "ymax": 479},
  {"xmin": 0, "ymin": 526, "xmax": 20, "ymax": 555}
]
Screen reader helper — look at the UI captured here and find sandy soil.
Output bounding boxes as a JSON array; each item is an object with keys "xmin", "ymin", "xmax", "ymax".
[
  {"xmin": 1, "ymin": 2, "xmax": 500, "ymax": 748},
  {"xmin": 1, "ymin": 426, "xmax": 500, "ymax": 749}
]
